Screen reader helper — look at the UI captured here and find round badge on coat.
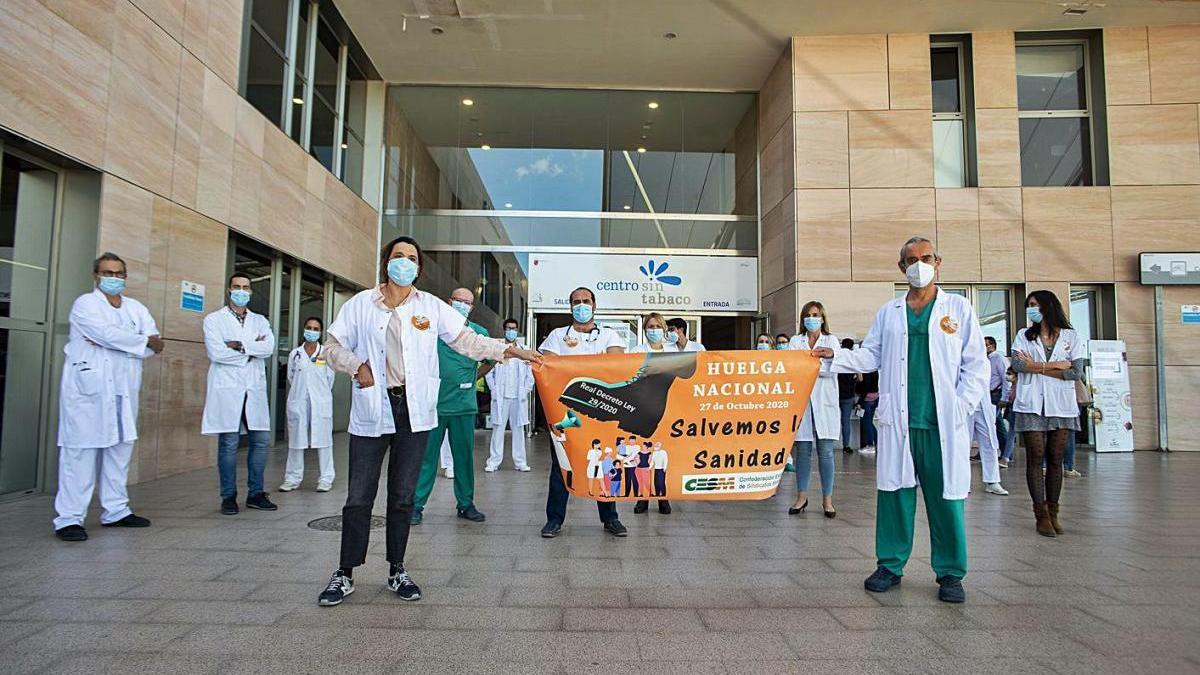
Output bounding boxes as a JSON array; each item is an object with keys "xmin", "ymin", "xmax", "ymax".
[
  {"xmin": 939, "ymin": 316, "xmax": 959, "ymax": 334},
  {"xmin": 411, "ymin": 315, "xmax": 431, "ymax": 330},
  {"xmin": 564, "ymin": 337, "xmax": 579, "ymax": 348}
]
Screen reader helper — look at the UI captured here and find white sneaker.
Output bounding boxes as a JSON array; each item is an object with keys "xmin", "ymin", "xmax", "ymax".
[
  {"xmin": 443, "ymin": 467, "xmax": 454, "ymax": 479},
  {"xmin": 997, "ymin": 459, "xmax": 1009, "ymax": 469},
  {"xmin": 316, "ymin": 481, "xmax": 332, "ymax": 492},
  {"xmin": 1064, "ymin": 468, "xmax": 1083, "ymax": 478},
  {"xmin": 985, "ymin": 482, "xmax": 1009, "ymax": 496},
  {"xmin": 484, "ymin": 467, "xmax": 498, "ymax": 473},
  {"xmin": 859, "ymin": 445, "xmax": 876, "ymax": 454},
  {"xmin": 278, "ymin": 481, "xmax": 300, "ymax": 492},
  {"xmin": 515, "ymin": 466, "xmax": 531, "ymax": 472}
]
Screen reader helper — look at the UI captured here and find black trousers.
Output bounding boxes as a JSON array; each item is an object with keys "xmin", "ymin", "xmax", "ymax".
[
  {"xmin": 623, "ymin": 466, "xmax": 638, "ymax": 497},
  {"xmin": 546, "ymin": 441, "xmax": 616, "ymax": 526},
  {"xmin": 339, "ymin": 390, "xmax": 429, "ymax": 568}
]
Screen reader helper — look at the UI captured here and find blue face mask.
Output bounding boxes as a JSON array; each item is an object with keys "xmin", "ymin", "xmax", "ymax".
[
  {"xmin": 803, "ymin": 317, "xmax": 823, "ymax": 333},
  {"xmin": 1026, "ymin": 307, "xmax": 1043, "ymax": 324},
  {"xmin": 504, "ymin": 328, "xmax": 518, "ymax": 342},
  {"xmin": 303, "ymin": 329, "xmax": 321, "ymax": 343},
  {"xmin": 776, "ymin": 343, "xmax": 789, "ymax": 350},
  {"xmin": 230, "ymin": 289, "xmax": 251, "ymax": 308},
  {"xmin": 98, "ymin": 277, "xmax": 125, "ymax": 296},
  {"xmin": 571, "ymin": 303, "xmax": 593, "ymax": 324},
  {"xmin": 756, "ymin": 342, "xmax": 772, "ymax": 350},
  {"xmin": 646, "ymin": 328, "xmax": 664, "ymax": 343},
  {"xmin": 451, "ymin": 300, "xmax": 471, "ymax": 318},
  {"xmin": 387, "ymin": 257, "xmax": 418, "ymax": 287}
]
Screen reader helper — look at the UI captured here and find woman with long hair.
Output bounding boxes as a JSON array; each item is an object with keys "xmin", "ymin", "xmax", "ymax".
[
  {"xmin": 787, "ymin": 301, "xmax": 840, "ymax": 517},
  {"xmin": 1011, "ymin": 290, "xmax": 1086, "ymax": 537}
]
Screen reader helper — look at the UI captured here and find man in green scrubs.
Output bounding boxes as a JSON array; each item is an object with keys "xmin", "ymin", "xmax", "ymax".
[{"xmin": 411, "ymin": 288, "xmax": 494, "ymax": 525}]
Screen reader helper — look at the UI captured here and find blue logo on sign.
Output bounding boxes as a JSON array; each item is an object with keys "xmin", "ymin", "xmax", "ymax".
[{"xmin": 639, "ymin": 259, "xmax": 681, "ymax": 286}]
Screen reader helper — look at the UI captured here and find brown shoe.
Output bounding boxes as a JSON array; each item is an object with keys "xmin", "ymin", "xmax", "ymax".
[
  {"xmin": 1046, "ymin": 502, "xmax": 1065, "ymax": 535},
  {"xmin": 1034, "ymin": 503, "xmax": 1056, "ymax": 538}
]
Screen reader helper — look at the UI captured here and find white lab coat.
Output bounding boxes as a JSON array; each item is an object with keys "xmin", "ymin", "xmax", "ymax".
[
  {"xmin": 675, "ymin": 339, "xmax": 706, "ymax": 352},
  {"xmin": 831, "ymin": 289, "xmax": 989, "ymax": 499},
  {"xmin": 789, "ymin": 333, "xmax": 841, "ymax": 442},
  {"xmin": 286, "ymin": 344, "xmax": 335, "ymax": 449},
  {"xmin": 57, "ymin": 290, "xmax": 157, "ymax": 449},
  {"xmin": 630, "ymin": 341, "xmax": 678, "ymax": 353},
  {"xmin": 201, "ymin": 307, "xmax": 276, "ymax": 435},
  {"xmin": 485, "ymin": 347, "xmax": 534, "ymax": 427},
  {"xmin": 1011, "ymin": 328, "xmax": 1086, "ymax": 418}
]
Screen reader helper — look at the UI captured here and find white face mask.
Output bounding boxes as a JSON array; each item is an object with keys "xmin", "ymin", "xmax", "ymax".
[{"xmin": 905, "ymin": 260, "xmax": 936, "ymax": 289}]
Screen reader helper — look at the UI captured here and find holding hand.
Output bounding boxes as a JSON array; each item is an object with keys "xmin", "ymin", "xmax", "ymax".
[
  {"xmin": 225, "ymin": 340, "xmax": 244, "ymax": 353},
  {"xmin": 810, "ymin": 347, "xmax": 835, "ymax": 359},
  {"xmin": 505, "ymin": 343, "xmax": 543, "ymax": 365},
  {"xmin": 354, "ymin": 362, "xmax": 375, "ymax": 389}
]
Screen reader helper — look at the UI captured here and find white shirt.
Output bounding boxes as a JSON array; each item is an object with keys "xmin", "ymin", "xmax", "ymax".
[
  {"xmin": 652, "ymin": 448, "xmax": 669, "ymax": 469},
  {"xmin": 539, "ymin": 325, "xmax": 625, "ymax": 355},
  {"xmin": 630, "ymin": 341, "xmax": 678, "ymax": 353},
  {"xmin": 789, "ymin": 333, "xmax": 841, "ymax": 442},
  {"xmin": 1011, "ymin": 328, "xmax": 1086, "ymax": 418},
  {"xmin": 501, "ymin": 351, "xmax": 521, "ymax": 395},
  {"xmin": 675, "ymin": 339, "xmax": 705, "ymax": 352}
]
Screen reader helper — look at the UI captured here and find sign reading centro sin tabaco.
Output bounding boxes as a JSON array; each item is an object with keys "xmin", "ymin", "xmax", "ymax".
[
  {"xmin": 533, "ymin": 350, "xmax": 818, "ymax": 501},
  {"xmin": 527, "ymin": 253, "xmax": 758, "ymax": 312}
]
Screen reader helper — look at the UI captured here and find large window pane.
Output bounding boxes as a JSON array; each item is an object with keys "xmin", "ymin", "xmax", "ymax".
[
  {"xmin": 930, "ymin": 47, "xmax": 961, "ymax": 114},
  {"xmin": 344, "ymin": 57, "xmax": 368, "ymax": 140},
  {"xmin": 313, "ymin": 20, "xmax": 340, "ymax": 108},
  {"xmin": 310, "ymin": 100, "xmax": 337, "ymax": 171},
  {"xmin": 294, "ymin": 1, "xmax": 309, "ymax": 76},
  {"xmin": 933, "ymin": 119, "xmax": 966, "ymax": 188},
  {"xmin": 977, "ymin": 289, "xmax": 1011, "ymax": 353},
  {"xmin": 1070, "ymin": 289, "xmax": 1097, "ymax": 344},
  {"xmin": 251, "ymin": 0, "xmax": 291, "ymax": 51},
  {"xmin": 245, "ymin": 29, "xmax": 287, "ymax": 127},
  {"xmin": 1017, "ymin": 44, "xmax": 1087, "ymax": 111},
  {"xmin": 1019, "ymin": 117, "xmax": 1091, "ymax": 186},
  {"xmin": 341, "ymin": 127, "xmax": 363, "ymax": 193},
  {"xmin": 0, "ymin": 154, "xmax": 56, "ymax": 322},
  {"xmin": 289, "ymin": 73, "xmax": 306, "ymax": 142}
]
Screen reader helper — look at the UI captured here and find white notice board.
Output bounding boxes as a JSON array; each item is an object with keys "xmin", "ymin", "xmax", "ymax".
[{"xmin": 1088, "ymin": 340, "xmax": 1134, "ymax": 452}]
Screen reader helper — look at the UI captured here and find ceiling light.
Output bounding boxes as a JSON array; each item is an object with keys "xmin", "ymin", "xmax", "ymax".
[
  {"xmin": 340, "ymin": 143, "xmax": 348, "ymax": 149},
  {"xmin": 475, "ymin": 131, "xmax": 484, "ymax": 137},
  {"xmin": 636, "ymin": 147, "xmax": 646, "ymax": 153},
  {"xmin": 462, "ymin": 98, "xmax": 474, "ymax": 106},
  {"xmin": 480, "ymin": 144, "xmax": 491, "ymax": 150},
  {"xmin": 431, "ymin": 26, "xmax": 444, "ymax": 35},
  {"xmin": 623, "ymin": 205, "xmax": 632, "ymax": 210},
  {"xmin": 292, "ymin": 97, "xmax": 304, "ymax": 105},
  {"xmin": 664, "ymin": 32, "xmax": 678, "ymax": 40},
  {"xmin": 418, "ymin": 14, "xmax": 430, "ymax": 19},
  {"xmin": 647, "ymin": 102, "xmax": 659, "ymax": 110},
  {"xmin": 1062, "ymin": 6, "xmax": 1087, "ymax": 15},
  {"xmin": 504, "ymin": 202, "xmax": 513, "ymax": 208}
]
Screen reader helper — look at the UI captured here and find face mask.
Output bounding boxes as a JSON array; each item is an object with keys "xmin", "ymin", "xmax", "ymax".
[
  {"xmin": 905, "ymin": 260, "xmax": 936, "ymax": 288},
  {"xmin": 1026, "ymin": 307, "xmax": 1043, "ymax": 324},
  {"xmin": 230, "ymin": 289, "xmax": 251, "ymax": 308},
  {"xmin": 98, "ymin": 277, "xmax": 125, "ymax": 296},
  {"xmin": 646, "ymin": 328, "xmax": 664, "ymax": 343},
  {"xmin": 504, "ymin": 328, "xmax": 518, "ymax": 342},
  {"xmin": 776, "ymin": 343, "xmax": 789, "ymax": 350},
  {"xmin": 571, "ymin": 303, "xmax": 593, "ymax": 324},
  {"xmin": 803, "ymin": 317, "xmax": 823, "ymax": 333},
  {"xmin": 303, "ymin": 329, "xmax": 321, "ymax": 343},
  {"xmin": 756, "ymin": 343, "xmax": 772, "ymax": 351},
  {"xmin": 451, "ymin": 300, "xmax": 471, "ymax": 318},
  {"xmin": 387, "ymin": 257, "xmax": 418, "ymax": 287}
]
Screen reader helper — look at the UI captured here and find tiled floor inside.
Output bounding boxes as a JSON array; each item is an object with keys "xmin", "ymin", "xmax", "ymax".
[{"xmin": 1, "ymin": 432, "xmax": 1197, "ymax": 674}]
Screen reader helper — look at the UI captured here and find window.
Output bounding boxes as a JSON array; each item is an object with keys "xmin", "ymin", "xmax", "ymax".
[
  {"xmin": 1016, "ymin": 40, "xmax": 1093, "ymax": 186},
  {"xmin": 931, "ymin": 42, "xmax": 969, "ymax": 188},
  {"xmin": 893, "ymin": 284, "xmax": 1015, "ymax": 351}
]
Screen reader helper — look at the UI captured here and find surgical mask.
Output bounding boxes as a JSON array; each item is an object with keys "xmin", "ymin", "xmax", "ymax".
[
  {"xmin": 387, "ymin": 257, "xmax": 418, "ymax": 287},
  {"xmin": 230, "ymin": 289, "xmax": 251, "ymax": 308},
  {"xmin": 1026, "ymin": 307, "xmax": 1043, "ymax": 324},
  {"xmin": 776, "ymin": 342, "xmax": 789, "ymax": 350},
  {"xmin": 98, "ymin": 277, "xmax": 125, "ymax": 296},
  {"xmin": 646, "ymin": 328, "xmax": 664, "ymax": 343},
  {"xmin": 571, "ymin": 303, "xmax": 593, "ymax": 324},
  {"xmin": 451, "ymin": 300, "xmax": 471, "ymax": 318},
  {"xmin": 803, "ymin": 317, "xmax": 823, "ymax": 333},
  {"xmin": 756, "ymin": 342, "xmax": 772, "ymax": 351},
  {"xmin": 303, "ymin": 329, "xmax": 321, "ymax": 343},
  {"xmin": 504, "ymin": 328, "xmax": 518, "ymax": 342},
  {"xmin": 905, "ymin": 260, "xmax": 936, "ymax": 288}
]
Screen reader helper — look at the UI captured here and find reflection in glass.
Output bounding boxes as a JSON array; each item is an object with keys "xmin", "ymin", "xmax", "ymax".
[
  {"xmin": 933, "ymin": 119, "xmax": 965, "ymax": 188},
  {"xmin": 1070, "ymin": 289, "xmax": 1096, "ymax": 344},
  {"xmin": 1017, "ymin": 44, "xmax": 1087, "ymax": 112},
  {"xmin": 930, "ymin": 47, "xmax": 961, "ymax": 114},
  {"xmin": 310, "ymin": 100, "xmax": 337, "ymax": 171},
  {"xmin": 0, "ymin": 154, "xmax": 56, "ymax": 322},
  {"xmin": 1019, "ymin": 117, "xmax": 1091, "ymax": 187},
  {"xmin": 977, "ymin": 289, "xmax": 1011, "ymax": 353},
  {"xmin": 246, "ymin": 29, "xmax": 287, "ymax": 128},
  {"xmin": 289, "ymin": 73, "xmax": 306, "ymax": 143},
  {"xmin": 313, "ymin": 20, "xmax": 340, "ymax": 108},
  {"xmin": 251, "ymin": 0, "xmax": 291, "ymax": 51}
]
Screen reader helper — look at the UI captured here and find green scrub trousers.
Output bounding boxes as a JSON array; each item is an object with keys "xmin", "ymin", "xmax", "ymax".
[{"xmin": 875, "ymin": 301, "xmax": 968, "ymax": 580}]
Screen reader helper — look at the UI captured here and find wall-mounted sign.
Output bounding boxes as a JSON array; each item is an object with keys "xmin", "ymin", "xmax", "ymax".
[
  {"xmin": 528, "ymin": 254, "xmax": 758, "ymax": 313},
  {"xmin": 1183, "ymin": 305, "xmax": 1200, "ymax": 325},
  {"xmin": 1089, "ymin": 340, "xmax": 1133, "ymax": 453},
  {"xmin": 1139, "ymin": 252, "xmax": 1200, "ymax": 285},
  {"xmin": 180, "ymin": 281, "xmax": 205, "ymax": 313}
]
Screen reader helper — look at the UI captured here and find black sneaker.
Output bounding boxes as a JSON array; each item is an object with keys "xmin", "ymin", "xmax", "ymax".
[
  {"xmin": 220, "ymin": 497, "xmax": 239, "ymax": 515},
  {"xmin": 937, "ymin": 575, "xmax": 966, "ymax": 603},
  {"xmin": 55, "ymin": 525, "xmax": 87, "ymax": 542},
  {"xmin": 456, "ymin": 505, "xmax": 486, "ymax": 522},
  {"xmin": 864, "ymin": 566, "xmax": 902, "ymax": 593},
  {"xmin": 410, "ymin": 509, "xmax": 423, "ymax": 526},
  {"xmin": 102, "ymin": 514, "xmax": 151, "ymax": 528},
  {"xmin": 603, "ymin": 519, "xmax": 628, "ymax": 537},
  {"xmin": 658, "ymin": 500, "xmax": 672, "ymax": 515},
  {"xmin": 246, "ymin": 492, "xmax": 277, "ymax": 511},
  {"xmin": 540, "ymin": 521, "xmax": 562, "ymax": 538},
  {"xmin": 318, "ymin": 571, "xmax": 354, "ymax": 606},
  {"xmin": 388, "ymin": 564, "xmax": 421, "ymax": 601},
  {"xmin": 633, "ymin": 501, "xmax": 649, "ymax": 514}
]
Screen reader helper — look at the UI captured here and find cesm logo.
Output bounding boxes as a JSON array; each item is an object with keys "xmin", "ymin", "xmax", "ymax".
[{"xmin": 683, "ymin": 476, "xmax": 737, "ymax": 492}]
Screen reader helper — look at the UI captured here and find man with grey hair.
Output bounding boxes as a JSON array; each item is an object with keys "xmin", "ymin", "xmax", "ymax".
[
  {"xmin": 814, "ymin": 236, "xmax": 988, "ymax": 603},
  {"xmin": 54, "ymin": 253, "xmax": 164, "ymax": 541}
]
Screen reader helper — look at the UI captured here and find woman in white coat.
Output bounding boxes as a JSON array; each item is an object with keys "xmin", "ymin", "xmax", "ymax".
[
  {"xmin": 1011, "ymin": 290, "xmax": 1086, "ymax": 537},
  {"xmin": 787, "ymin": 301, "xmax": 840, "ymax": 518},
  {"xmin": 629, "ymin": 313, "xmax": 675, "ymax": 514},
  {"xmin": 280, "ymin": 316, "xmax": 336, "ymax": 493}
]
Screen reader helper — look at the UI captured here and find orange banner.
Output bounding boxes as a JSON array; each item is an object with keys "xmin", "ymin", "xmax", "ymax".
[{"xmin": 533, "ymin": 350, "xmax": 819, "ymax": 501}]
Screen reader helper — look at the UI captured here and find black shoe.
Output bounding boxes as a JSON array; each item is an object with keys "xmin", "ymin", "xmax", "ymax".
[
  {"xmin": 633, "ymin": 501, "xmax": 649, "ymax": 514},
  {"xmin": 937, "ymin": 575, "xmax": 966, "ymax": 603},
  {"xmin": 970, "ymin": 454, "xmax": 981, "ymax": 463},
  {"xmin": 842, "ymin": 447, "xmax": 854, "ymax": 454},
  {"xmin": 410, "ymin": 510, "xmax": 423, "ymax": 526},
  {"xmin": 220, "ymin": 497, "xmax": 239, "ymax": 515},
  {"xmin": 823, "ymin": 508, "xmax": 837, "ymax": 519},
  {"xmin": 864, "ymin": 566, "xmax": 902, "ymax": 593},
  {"xmin": 456, "ymin": 505, "xmax": 486, "ymax": 522},
  {"xmin": 102, "ymin": 514, "xmax": 151, "ymax": 528},
  {"xmin": 318, "ymin": 570, "xmax": 354, "ymax": 606},
  {"xmin": 55, "ymin": 525, "xmax": 87, "ymax": 542},
  {"xmin": 540, "ymin": 521, "xmax": 562, "ymax": 538},
  {"xmin": 788, "ymin": 499, "xmax": 808, "ymax": 515},
  {"xmin": 246, "ymin": 492, "xmax": 277, "ymax": 511},
  {"xmin": 388, "ymin": 564, "xmax": 421, "ymax": 601},
  {"xmin": 658, "ymin": 500, "xmax": 671, "ymax": 515},
  {"xmin": 603, "ymin": 519, "xmax": 628, "ymax": 537}
]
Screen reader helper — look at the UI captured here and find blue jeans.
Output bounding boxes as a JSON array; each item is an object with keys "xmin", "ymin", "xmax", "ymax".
[
  {"xmin": 218, "ymin": 430, "xmax": 270, "ymax": 499},
  {"xmin": 838, "ymin": 398, "xmax": 856, "ymax": 448},
  {"xmin": 1001, "ymin": 407, "xmax": 1017, "ymax": 461},
  {"xmin": 994, "ymin": 404, "xmax": 1008, "ymax": 458},
  {"xmin": 793, "ymin": 439, "xmax": 835, "ymax": 496},
  {"xmin": 860, "ymin": 399, "xmax": 878, "ymax": 448}
]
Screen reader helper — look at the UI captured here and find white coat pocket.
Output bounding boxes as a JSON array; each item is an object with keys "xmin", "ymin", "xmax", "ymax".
[
  {"xmin": 874, "ymin": 393, "xmax": 895, "ymax": 426},
  {"xmin": 73, "ymin": 364, "xmax": 102, "ymax": 397}
]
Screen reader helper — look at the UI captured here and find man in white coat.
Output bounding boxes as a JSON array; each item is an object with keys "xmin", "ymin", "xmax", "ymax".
[
  {"xmin": 202, "ymin": 273, "xmax": 277, "ymax": 515},
  {"xmin": 485, "ymin": 318, "xmax": 534, "ymax": 472},
  {"xmin": 817, "ymin": 236, "xmax": 988, "ymax": 604},
  {"xmin": 54, "ymin": 253, "xmax": 163, "ymax": 541},
  {"xmin": 665, "ymin": 318, "xmax": 705, "ymax": 352}
]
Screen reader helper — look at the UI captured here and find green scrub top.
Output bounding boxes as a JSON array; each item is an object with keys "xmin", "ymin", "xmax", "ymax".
[
  {"xmin": 906, "ymin": 301, "xmax": 938, "ymax": 430},
  {"xmin": 436, "ymin": 320, "xmax": 489, "ymax": 416}
]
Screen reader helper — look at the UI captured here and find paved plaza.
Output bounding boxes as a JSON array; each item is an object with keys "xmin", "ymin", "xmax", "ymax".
[{"xmin": 1, "ymin": 433, "xmax": 1197, "ymax": 674}]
